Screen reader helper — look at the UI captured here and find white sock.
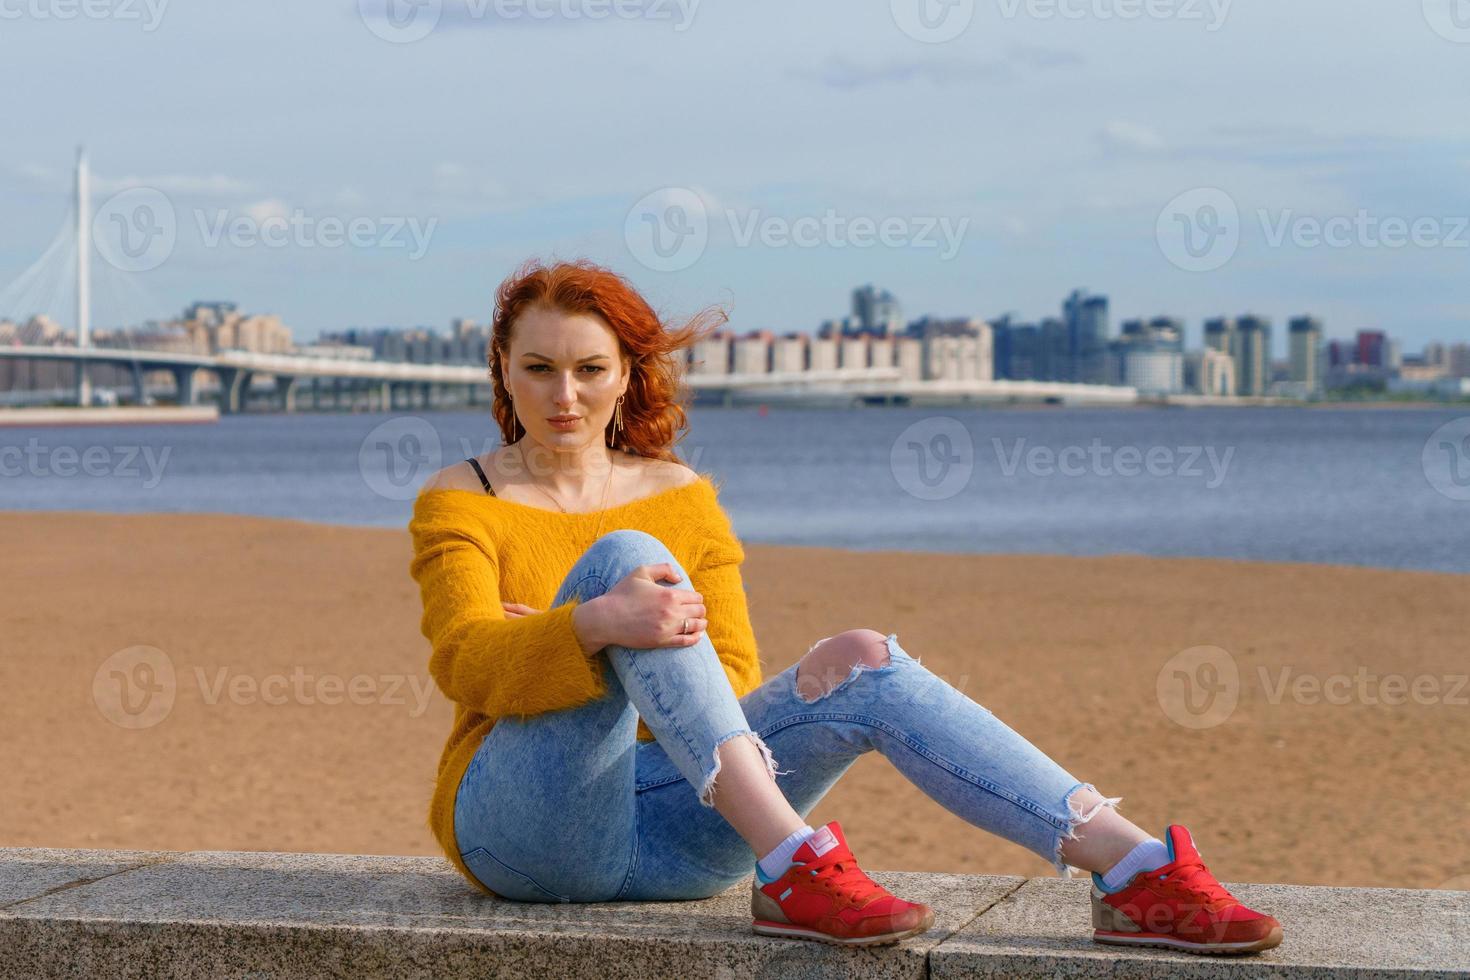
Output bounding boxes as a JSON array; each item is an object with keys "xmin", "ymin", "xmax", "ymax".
[
  {"xmin": 757, "ymin": 825, "xmax": 815, "ymax": 881},
  {"xmin": 1101, "ymin": 838, "xmax": 1170, "ymax": 891}
]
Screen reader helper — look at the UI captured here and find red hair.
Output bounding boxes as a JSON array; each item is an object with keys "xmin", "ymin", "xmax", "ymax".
[{"xmin": 488, "ymin": 258, "xmax": 726, "ymax": 462}]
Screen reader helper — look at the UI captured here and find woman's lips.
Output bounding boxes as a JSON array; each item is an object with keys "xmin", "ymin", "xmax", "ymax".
[{"xmin": 548, "ymin": 416, "xmax": 580, "ymax": 430}]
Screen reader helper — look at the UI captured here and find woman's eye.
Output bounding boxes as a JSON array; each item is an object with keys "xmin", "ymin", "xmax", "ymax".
[{"xmin": 581, "ymin": 366, "xmax": 604, "ymax": 373}]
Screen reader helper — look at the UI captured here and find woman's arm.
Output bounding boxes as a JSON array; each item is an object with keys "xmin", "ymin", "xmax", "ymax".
[
  {"xmin": 407, "ymin": 492, "xmax": 608, "ymax": 718},
  {"xmin": 689, "ymin": 497, "xmax": 765, "ymax": 698}
]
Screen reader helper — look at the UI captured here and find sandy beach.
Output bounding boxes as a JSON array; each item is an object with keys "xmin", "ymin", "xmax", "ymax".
[{"xmin": 2, "ymin": 509, "xmax": 1466, "ymax": 891}]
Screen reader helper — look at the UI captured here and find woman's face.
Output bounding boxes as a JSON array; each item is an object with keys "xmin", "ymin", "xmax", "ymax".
[{"xmin": 500, "ymin": 305, "xmax": 630, "ymax": 452}]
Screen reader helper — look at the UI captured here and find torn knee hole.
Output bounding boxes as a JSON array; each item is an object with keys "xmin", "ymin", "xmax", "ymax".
[{"xmin": 795, "ymin": 631, "xmax": 892, "ymax": 703}]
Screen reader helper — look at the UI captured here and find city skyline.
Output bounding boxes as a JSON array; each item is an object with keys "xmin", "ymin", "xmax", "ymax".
[{"xmin": 2, "ymin": 1, "xmax": 1467, "ymax": 350}]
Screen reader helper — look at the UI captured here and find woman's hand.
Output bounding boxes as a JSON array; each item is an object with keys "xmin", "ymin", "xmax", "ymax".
[
  {"xmin": 501, "ymin": 602, "xmax": 539, "ymax": 619},
  {"xmin": 571, "ymin": 564, "xmax": 706, "ymax": 655}
]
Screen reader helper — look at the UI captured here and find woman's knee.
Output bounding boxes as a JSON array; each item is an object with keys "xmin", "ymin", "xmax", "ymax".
[
  {"xmin": 565, "ymin": 530, "xmax": 680, "ymax": 593},
  {"xmin": 795, "ymin": 629, "xmax": 891, "ymax": 703}
]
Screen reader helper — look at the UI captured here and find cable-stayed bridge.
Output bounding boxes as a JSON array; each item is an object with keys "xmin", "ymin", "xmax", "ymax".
[{"xmin": 2, "ymin": 149, "xmax": 1138, "ymax": 413}]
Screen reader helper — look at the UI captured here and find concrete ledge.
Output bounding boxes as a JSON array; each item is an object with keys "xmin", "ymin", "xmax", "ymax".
[{"xmin": 1, "ymin": 848, "xmax": 1466, "ymax": 979}]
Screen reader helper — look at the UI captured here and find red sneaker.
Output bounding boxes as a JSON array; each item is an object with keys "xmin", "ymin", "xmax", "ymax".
[
  {"xmin": 751, "ymin": 821, "xmax": 936, "ymax": 947},
  {"xmin": 1091, "ymin": 825, "xmax": 1283, "ymax": 955}
]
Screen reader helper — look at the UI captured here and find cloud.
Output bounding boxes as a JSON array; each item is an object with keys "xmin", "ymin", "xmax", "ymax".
[
  {"xmin": 797, "ymin": 44, "xmax": 1082, "ymax": 90},
  {"xmin": 94, "ymin": 173, "xmax": 256, "ymax": 197},
  {"xmin": 1095, "ymin": 120, "xmax": 1166, "ymax": 153}
]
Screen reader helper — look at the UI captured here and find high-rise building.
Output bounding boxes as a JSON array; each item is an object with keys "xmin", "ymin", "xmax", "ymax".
[
  {"xmin": 1063, "ymin": 289, "xmax": 1109, "ymax": 383},
  {"xmin": 851, "ymin": 285, "xmax": 902, "ymax": 336},
  {"xmin": 1039, "ymin": 317, "xmax": 1069, "ymax": 381},
  {"xmin": 1357, "ymin": 330, "xmax": 1388, "ymax": 368},
  {"xmin": 1235, "ymin": 315, "xmax": 1272, "ymax": 396},
  {"xmin": 1185, "ymin": 348, "xmax": 1236, "ymax": 397},
  {"xmin": 1288, "ymin": 315, "xmax": 1323, "ymax": 393},
  {"xmin": 1110, "ymin": 317, "xmax": 1184, "ymax": 394}
]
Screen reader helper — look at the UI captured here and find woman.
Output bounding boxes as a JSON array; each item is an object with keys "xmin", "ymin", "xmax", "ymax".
[{"xmin": 407, "ymin": 258, "xmax": 1283, "ymax": 954}]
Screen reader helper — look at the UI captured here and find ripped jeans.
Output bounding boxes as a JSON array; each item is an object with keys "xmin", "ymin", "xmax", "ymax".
[{"xmin": 453, "ymin": 529, "xmax": 1118, "ymax": 903}]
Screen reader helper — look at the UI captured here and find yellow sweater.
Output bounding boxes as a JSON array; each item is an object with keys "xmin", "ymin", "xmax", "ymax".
[{"xmin": 406, "ymin": 472, "xmax": 765, "ymax": 894}]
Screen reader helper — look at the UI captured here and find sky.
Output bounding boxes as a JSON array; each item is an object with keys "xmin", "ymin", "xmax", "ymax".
[{"xmin": 2, "ymin": 0, "xmax": 1468, "ymax": 356}]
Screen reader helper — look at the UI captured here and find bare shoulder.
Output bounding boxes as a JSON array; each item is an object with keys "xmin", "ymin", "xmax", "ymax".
[
  {"xmin": 419, "ymin": 458, "xmax": 484, "ymax": 495},
  {"xmin": 634, "ymin": 455, "xmax": 701, "ymax": 492}
]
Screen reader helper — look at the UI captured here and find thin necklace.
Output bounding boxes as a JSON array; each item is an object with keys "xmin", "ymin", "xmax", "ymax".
[{"xmin": 517, "ymin": 445, "xmax": 617, "ymax": 546}]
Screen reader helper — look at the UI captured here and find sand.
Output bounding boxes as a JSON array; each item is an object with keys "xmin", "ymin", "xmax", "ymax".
[{"xmin": 2, "ymin": 510, "xmax": 1466, "ymax": 891}]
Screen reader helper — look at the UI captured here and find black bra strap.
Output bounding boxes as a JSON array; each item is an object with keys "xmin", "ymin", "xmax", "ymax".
[{"xmin": 464, "ymin": 458, "xmax": 496, "ymax": 496}]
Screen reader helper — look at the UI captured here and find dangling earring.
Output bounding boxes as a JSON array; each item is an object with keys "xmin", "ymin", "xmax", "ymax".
[{"xmin": 608, "ymin": 395, "xmax": 624, "ymax": 447}]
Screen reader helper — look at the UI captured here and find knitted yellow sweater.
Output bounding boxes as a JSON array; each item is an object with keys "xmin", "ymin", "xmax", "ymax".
[{"xmin": 407, "ymin": 472, "xmax": 765, "ymax": 894}]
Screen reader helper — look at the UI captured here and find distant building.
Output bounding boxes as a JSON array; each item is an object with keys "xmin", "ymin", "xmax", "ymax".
[
  {"xmin": 908, "ymin": 316, "xmax": 994, "ymax": 381},
  {"xmin": 1110, "ymin": 317, "xmax": 1184, "ymax": 394},
  {"xmin": 688, "ymin": 332, "xmax": 732, "ymax": 375},
  {"xmin": 1356, "ymin": 330, "xmax": 1386, "ymax": 368},
  {"xmin": 1185, "ymin": 348, "xmax": 1236, "ymax": 397},
  {"xmin": 1449, "ymin": 343, "xmax": 1470, "ymax": 378},
  {"xmin": 1235, "ymin": 315, "xmax": 1272, "ymax": 396},
  {"xmin": 732, "ymin": 331, "xmax": 774, "ymax": 374},
  {"xmin": 1288, "ymin": 315, "xmax": 1323, "ymax": 394},
  {"xmin": 1063, "ymin": 289, "xmax": 1109, "ymax": 383},
  {"xmin": 771, "ymin": 333, "xmax": 808, "ymax": 373},
  {"xmin": 851, "ymin": 285, "xmax": 902, "ymax": 336}
]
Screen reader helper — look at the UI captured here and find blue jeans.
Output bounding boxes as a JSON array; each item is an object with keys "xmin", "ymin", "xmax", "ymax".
[{"xmin": 454, "ymin": 530, "xmax": 1118, "ymax": 903}]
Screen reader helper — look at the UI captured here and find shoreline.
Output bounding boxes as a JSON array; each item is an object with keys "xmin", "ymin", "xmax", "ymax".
[
  {"xmin": 4, "ymin": 506, "xmax": 1468, "ymax": 579},
  {"xmin": 2, "ymin": 509, "xmax": 1466, "ymax": 891}
]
